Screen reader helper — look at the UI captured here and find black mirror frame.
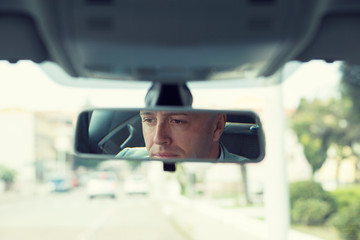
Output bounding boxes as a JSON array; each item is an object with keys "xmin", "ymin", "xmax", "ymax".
[{"xmin": 73, "ymin": 107, "xmax": 266, "ymax": 164}]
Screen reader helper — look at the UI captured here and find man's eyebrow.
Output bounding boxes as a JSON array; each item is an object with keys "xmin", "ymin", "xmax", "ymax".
[
  {"xmin": 140, "ymin": 112, "xmax": 189, "ymax": 116},
  {"xmin": 140, "ymin": 111, "xmax": 154, "ymax": 116},
  {"xmin": 165, "ymin": 112, "xmax": 189, "ymax": 116}
]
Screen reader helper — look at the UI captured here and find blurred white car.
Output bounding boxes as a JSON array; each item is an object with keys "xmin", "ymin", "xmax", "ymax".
[
  {"xmin": 124, "ymin": 174, "xmax": 149, "ymax": 195},
  {"xmin": 47, "ymin": 177, "xmax": 72, "ymax": 193},
  {"xmin": 86, "ymin": 171, "xmax": 119, "ymax": 199}
]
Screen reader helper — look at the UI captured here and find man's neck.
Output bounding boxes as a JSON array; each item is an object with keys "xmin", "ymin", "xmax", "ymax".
[{"xmin": 208, "ymin": 143, "xmax": 221, "ymax": 159}]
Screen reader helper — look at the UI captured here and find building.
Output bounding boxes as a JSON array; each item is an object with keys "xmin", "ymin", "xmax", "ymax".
[{"xmin": 0, "ymin": 108, "xmax": 73, "ymax": 192}]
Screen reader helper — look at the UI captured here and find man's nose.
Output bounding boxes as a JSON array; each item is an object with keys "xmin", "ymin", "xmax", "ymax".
[{"xmin": 153, "ymin": 122, "xmax": 171, "ymax": 145}]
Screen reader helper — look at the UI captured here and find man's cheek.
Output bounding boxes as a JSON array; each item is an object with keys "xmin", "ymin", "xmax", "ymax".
[{"xmin": 143, "ymin": 135, "xmax": 152, "ymax": 147}]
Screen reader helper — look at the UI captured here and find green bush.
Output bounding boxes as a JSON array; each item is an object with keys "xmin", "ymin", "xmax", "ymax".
[
  {"xmin": 289, "ymin": 181, "xmax": 337, "ymax": 225},
  {"xmin": 329, "ymin": 201, "xmax": 360, "ymax": 240},
  {"xmin": 291, "ymin": 198, "xmax": 332, "ymax": 225},
  {"xmin": 331, "ymin": 186, "xmax": 360, "ymax": 211},
  {"xmin": 0, "ymin": 165, "xmax": 16, "ymax": 184}
]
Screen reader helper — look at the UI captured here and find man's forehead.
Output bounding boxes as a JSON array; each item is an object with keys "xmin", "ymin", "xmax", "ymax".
[
  {"xmin": 140, "ymin": 111, "xmax": 190, "ymax": 116},
  {"xmin": 139, "ymin": 111, "xmax": 219, "ymax": 121}
]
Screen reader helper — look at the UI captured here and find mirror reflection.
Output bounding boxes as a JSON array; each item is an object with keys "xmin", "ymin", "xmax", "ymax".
[{"xmin": 75, "ymin": 109, "xmax": 265, "ymax": 163}]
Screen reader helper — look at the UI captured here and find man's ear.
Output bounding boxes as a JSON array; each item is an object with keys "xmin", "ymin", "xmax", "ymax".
[{"xmin": 213, "ymin": 114, "xmax": 226, "ymax": 142}]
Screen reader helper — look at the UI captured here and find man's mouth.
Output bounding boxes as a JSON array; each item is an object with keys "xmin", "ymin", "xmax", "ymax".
[{"xmin": 152, "ymin": 153, "xmax": 180, "ymax": 158}]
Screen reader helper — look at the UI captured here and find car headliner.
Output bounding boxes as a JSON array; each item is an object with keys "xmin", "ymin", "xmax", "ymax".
[{"xmin": 0, "ymin": 0, "xmax": 359, "ymax": 84}]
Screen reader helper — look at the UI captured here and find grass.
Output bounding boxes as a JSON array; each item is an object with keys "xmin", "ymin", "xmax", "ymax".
[{"xmin": 292, "ymin": 225, "xmax": 342, "ymax": 240}]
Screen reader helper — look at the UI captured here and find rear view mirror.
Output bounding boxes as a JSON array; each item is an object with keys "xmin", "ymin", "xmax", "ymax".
[{"xmin": 74, "ymin": 108, "xmax": 265, "ymax": 164}]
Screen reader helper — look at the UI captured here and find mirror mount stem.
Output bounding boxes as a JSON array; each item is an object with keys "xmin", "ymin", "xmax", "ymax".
[
  {"xmin": 145, "ymin": 82, "xmax": 193, "ymax": 107},
  {"xmin": 145, "ymin": 82, "xmax": 193, "ymax": 172}
]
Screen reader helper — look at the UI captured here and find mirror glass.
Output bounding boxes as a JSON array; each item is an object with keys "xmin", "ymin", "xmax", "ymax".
[{"xmin": 74, "ymin": 108, "xmax": 265, "ymax": 163}]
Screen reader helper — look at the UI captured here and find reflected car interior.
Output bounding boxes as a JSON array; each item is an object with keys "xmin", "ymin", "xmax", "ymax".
[{"xmin": 75, "ymin": 109, "xmax": 265, "ymax": 163}]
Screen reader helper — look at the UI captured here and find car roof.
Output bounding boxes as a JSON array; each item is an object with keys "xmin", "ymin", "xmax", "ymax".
[{"xmin": 0, "ymin": 0, "xmax": 360, "ymax": 84}]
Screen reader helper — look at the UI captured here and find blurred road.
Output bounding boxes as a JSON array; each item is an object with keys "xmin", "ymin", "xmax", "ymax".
[
  {"xmin": 0, "ymin": 189, "xmax": 188, "ymax": 240},
  {"xmin": 0, "ymin": 188, "xmax": 262, "ymax": 240}
]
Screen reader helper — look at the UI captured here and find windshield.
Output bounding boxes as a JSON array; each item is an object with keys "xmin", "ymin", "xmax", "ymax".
[{"xmin": 0, "ymin": 60, "xmax": 357, "ymax": 240}]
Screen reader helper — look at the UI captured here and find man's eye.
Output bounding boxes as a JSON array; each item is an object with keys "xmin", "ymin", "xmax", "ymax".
[
  {"xmin": 143, "ymin": 118, "xmax": 154, "ymax": 124},
  {"xmin": 170, "ymin": 119, "xmax": 187, "ymax": 124}
]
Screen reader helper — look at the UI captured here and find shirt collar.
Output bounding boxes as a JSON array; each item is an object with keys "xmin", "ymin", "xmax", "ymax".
[{"xmin": 218, "ymin": 143, "xmax": 225, "ymax": 161}]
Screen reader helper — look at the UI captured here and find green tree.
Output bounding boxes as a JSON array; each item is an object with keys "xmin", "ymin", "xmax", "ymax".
[
  {"xmin": 292, "ymin": 62, "xmax": 360, "ymax": 181},
  {"xmin": 340, "ymin": 62, "xmax": 360, "ymax": 118},
  {"xmin": 340, "ymin": 62, "xmax": 360, "ymax": 182},
  {"xmin": 292, "ymin": 98, "xmax": 347, "ymax": 177},
  {"xmin": 0, "ymin": 165, "xmax": 16, "ymax": 190}
]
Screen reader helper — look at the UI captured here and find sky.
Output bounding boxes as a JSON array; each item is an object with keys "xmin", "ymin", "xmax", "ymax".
[
  {"xmin": 282, "ymin": 60, "xmax": 341, "ymax": 108},
  {"xmin": 0, "ymin": 60, "xmax": 341, "ymax": 112},
  {"xmin": 0, "ymin": 61, "xmax": 148, "ymax": 111}
]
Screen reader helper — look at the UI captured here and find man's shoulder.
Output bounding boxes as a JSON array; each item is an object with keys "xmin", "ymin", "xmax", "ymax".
[
  {"xmin": 222, "ymin": 146, "xmax": 248, "ymax": 162},
  {"xmin": 116, "ymin": 147, "xmax": 149, "ymax": 159}
]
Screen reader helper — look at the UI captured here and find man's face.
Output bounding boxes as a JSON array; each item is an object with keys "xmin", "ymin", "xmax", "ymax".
[{"xmin": 140, "ymin": 111, "xmax": 225, "ymax": 159}]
